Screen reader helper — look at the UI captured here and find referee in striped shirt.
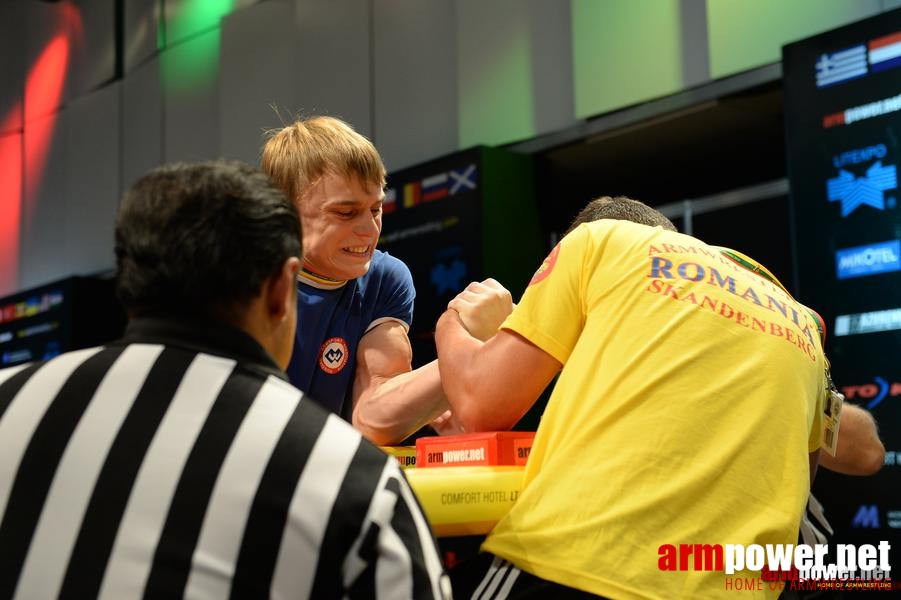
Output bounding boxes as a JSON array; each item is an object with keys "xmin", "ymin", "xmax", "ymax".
[{"xmin": 0, "ymin": 160, "xmax": 451, "ymax": 599}]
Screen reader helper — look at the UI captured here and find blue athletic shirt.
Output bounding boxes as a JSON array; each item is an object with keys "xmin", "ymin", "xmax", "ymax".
[{"xmin": 287, "ymin": 250, "xmax": 415, "ymax": 418}]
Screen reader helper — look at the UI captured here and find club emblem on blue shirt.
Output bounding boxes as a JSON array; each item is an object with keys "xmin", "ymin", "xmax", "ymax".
[{"xmin": 318, "ymin": 337, "xmax": 349, "ymax": 375}]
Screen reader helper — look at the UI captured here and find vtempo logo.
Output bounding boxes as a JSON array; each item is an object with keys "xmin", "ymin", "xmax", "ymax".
[
  {"xmin": 832, "ymin": 143, "xmax": 887, "ymax": 168},
  {"xmin": 827, "ymin": 161, "xmax": 897, "ymax": 217},
  {"xmin": 836, "ymin": 240, "xmax": 901, "ymax": 279}
]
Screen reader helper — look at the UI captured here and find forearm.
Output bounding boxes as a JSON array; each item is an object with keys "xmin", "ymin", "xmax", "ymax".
[
  {"xmin": 819, "ymin": 404, "xmax": 885, "ymax": 475},
  {"xmin": 352, "ymin": 359, "xmax": 449, "ymax": 445},
  {"xmin": 436, "ymin": 308, "xmax": 560, "ymax": 432},
  {"xmin": 434, "ymin": 310, "xmax": 489, "ymax": 429}
]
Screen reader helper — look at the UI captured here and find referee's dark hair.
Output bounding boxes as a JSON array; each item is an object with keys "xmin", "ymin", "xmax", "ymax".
[{"xmin": 115, "ymin": 160, "xmax": 301, "ymax": 321}]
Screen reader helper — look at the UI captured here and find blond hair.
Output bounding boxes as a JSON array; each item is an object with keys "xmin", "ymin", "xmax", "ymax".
[{"xmin": 261, "ymin": 116, "xmax": 386, "ymax": 204}]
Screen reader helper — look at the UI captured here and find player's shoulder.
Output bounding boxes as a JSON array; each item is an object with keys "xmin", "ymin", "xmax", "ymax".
[{"xmin": 371, "ymin": 249, "xmax": 413, "ymax": 280}]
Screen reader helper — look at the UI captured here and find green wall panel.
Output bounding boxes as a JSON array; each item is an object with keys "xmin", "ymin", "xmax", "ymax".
[
  {"xmin": 161, "ymin": 26, "xmax": 220, "ymax": 94},
  {"xmin": 163, "ymin": 0, "xmax": 237, "ymax": 47},
  {"xmin": 572, "ymin": 0, "xmax": 683, "ymax": 119},
  {"xmin": 457, "ymin": 5, "xmax": 535, "ymax": 149},
  {"xmin": 707, "ymin": 0, "xmax": 880, "ymax": 79}
]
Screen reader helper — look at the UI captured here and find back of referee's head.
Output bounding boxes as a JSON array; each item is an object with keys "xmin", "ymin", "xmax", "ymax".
[{"xmin": 114, "ymin": 160, "xmax": 302, "ymax": 366}]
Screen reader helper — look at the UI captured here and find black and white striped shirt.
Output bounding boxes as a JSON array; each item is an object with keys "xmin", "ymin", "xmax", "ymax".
[{"xmin": 0, "ymin": 317, "xmax": 450, "ymax": 599}]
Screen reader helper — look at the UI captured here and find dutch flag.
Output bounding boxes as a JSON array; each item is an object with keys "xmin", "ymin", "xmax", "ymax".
[{"xmin": 869, "ymin": 31, "xmax": 901, "ymax": 73}]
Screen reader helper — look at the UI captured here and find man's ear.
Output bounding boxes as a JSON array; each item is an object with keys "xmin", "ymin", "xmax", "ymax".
[{"xmin": 267, "ymin": 256, "xmax": 301, "ymax": 321}]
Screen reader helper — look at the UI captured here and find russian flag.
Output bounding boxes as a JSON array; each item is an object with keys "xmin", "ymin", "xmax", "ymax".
[
  {"xmin": 869, "ymin": 31, "xmax": 901, "ymax": 73},
  {"xmin": 421, "ymin": 172, "xmax": 449, "ymax": 202}
]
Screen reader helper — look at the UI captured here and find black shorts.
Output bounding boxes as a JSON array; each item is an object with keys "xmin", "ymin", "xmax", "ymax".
[{"xmin": 450, "ymin": 552, "xmax": 607, "ymax": 599}]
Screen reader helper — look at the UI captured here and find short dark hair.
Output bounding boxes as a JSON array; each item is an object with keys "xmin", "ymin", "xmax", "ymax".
[
  {"xmin": 115, "ymin": 160, "xmax": 301, "ymax": 320},
  {"xmin": 564, "ymin": 195, "xmax": 677, "ymax": 236}
]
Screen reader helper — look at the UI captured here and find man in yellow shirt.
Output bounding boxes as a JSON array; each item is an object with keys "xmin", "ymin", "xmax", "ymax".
[{"xmin": 436, "ymin": 196, "xmax": 827, "ymax": 599}]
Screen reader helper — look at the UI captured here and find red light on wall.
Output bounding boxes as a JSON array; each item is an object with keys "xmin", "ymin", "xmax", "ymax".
[
  {"xmin": 22, "ymin": 33, "xmax": 70, "ymax": 238},
  {"xmin": 24, "ymin": 34, "xmax": 69, "ymax": 122},
  {"xmin": 2, "ymin": 2, "xmax": 82, "ymax": 296},
  {"xmin": 0, "ymin": 125, "xmax": 22, "ymax": 297}
]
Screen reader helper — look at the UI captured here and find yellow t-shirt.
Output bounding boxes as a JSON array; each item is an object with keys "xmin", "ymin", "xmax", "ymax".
[{"xmin": 482, "ymin": 221, "xmax": 826, "ymax": 599}]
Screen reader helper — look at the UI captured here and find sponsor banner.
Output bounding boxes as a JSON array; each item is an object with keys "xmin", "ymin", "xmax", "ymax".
[
  {"xmin": 822, "ymin": 91, "xmax": 901, "ymax": 129},
  {"xmin": 839, "ymin": 376, "xmax": 901, "ymax": 410},
  {"xmin": 835, "ymin": 307, "xmax": 901, "ymax": 336},
  {"xmin": 380, "ymin": 151, "xmax": 484, "ymax": 368},
  {"xmin": 889, "ymin": 509, "xmax": 901, "ymax": 529},
  {"xmin": 786, "ymin": 13, "xmax": 901, "ymax": 575},
  {"xmin": 836, "ymin": 240, "xmax": 901, "ymax": 279},
  {"xmin": 0, "ymin": 291, "xmax": 64, "ymax": 326}
]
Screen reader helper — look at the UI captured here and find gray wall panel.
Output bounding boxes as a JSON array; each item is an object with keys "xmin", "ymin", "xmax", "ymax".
[
  {"xmin": 63, "ymin": 83, "xmax": 120, "ymax": 277},
  {"xmin": 66, "ymin": 0, "xmax": 116, "ymax": 99},
  {"xmin": 0, "ymin": 2, "xmax": 25, "ymax": 135},
  {"xmin": 527, "ymin": 0, "xmax": 575, "ymax": 135},
  {"xmin": 455, "ymin": 0, "xmax": 534, "ymax": 147},
  {"xmin": 161, "ymin": 30, "xmax": 221, "ymax": 162},
  {"xmin": 20, "ymin": 110, "xmax": 67, "ymax": 290},
  {"xmin": 122, "ymin": 57, "xmax": 163, "ymax": 189},
  {"xmin": 220, "ymin": 1, "xmax": 297, "ymax": 164},
  {"xmin": 373, "ymin": 0, "xmax": 458, "ymax": 171},
  {"xmin": 456, "ymin": 0, "xmax": 574, "ymax": 147},
  {"xmin": 293, "ymin": 0, "xmax": 373, "ymax": 136},
  {"xmin": 124, "ymin": 0, "xmax": 162, "ymax": 74}
]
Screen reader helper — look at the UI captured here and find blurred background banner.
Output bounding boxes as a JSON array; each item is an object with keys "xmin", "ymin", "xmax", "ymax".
[{"xmin": 784, "ymin": 8, "xmax": 901, "ymax": 563}]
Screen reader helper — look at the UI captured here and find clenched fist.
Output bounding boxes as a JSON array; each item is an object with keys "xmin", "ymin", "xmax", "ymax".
[{"xmin": 447, "ymin": 278, "xmax": 514, "ymax": 341}]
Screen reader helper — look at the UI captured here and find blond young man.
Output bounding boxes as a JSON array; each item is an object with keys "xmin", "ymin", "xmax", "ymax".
[{"xmin": 262, "ymin": 116, "xmax": 453, "ymax": 445}]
